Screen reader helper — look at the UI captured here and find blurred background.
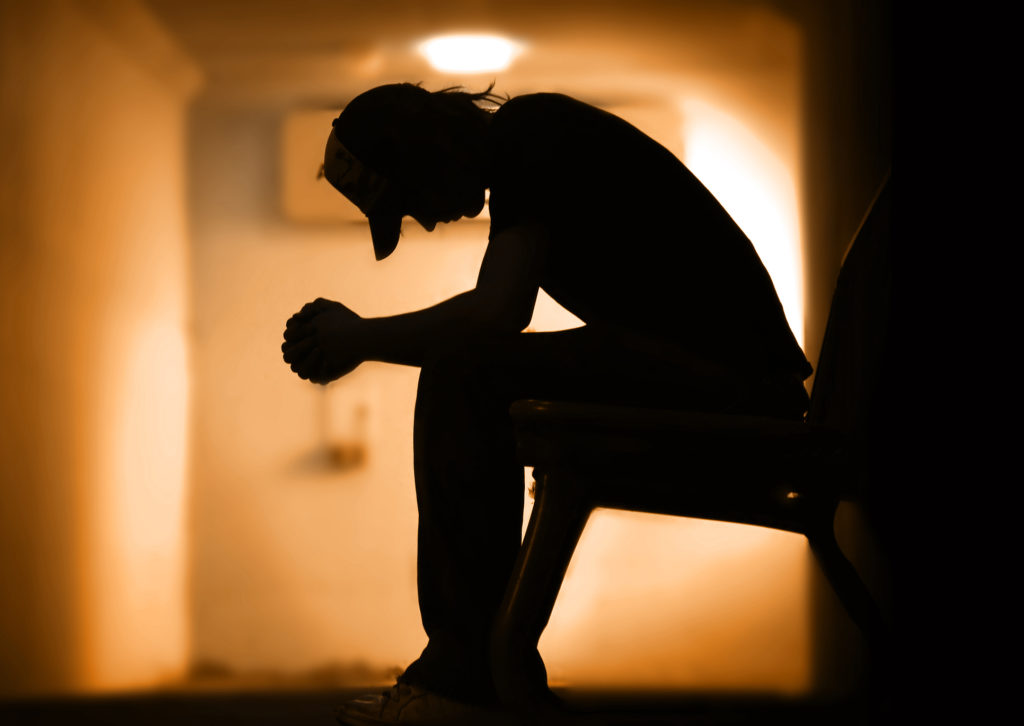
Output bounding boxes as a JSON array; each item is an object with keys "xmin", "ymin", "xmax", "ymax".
[{"xmin": 0, "ymin": 0, "xmax": 891, "ymax": 704}]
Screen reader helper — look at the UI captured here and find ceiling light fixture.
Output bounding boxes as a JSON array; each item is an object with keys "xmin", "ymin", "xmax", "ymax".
[{"xmin": 417, "ymin": 34, "xmax": 523, "ymax": 73}]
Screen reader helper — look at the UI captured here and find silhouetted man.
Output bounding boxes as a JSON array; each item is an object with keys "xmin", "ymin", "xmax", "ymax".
[{"xmin": 282, "ymin": 83, "xmax": 811, "ymax": 725}]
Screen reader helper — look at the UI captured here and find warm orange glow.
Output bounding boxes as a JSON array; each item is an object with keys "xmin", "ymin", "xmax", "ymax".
[
  {"xmin": 681, "ymin": 99, "xmax": 805, "ymax": 347},
  {"xmin": 534, "ymin": 511, "xmax": 811, "ymax": 693}
]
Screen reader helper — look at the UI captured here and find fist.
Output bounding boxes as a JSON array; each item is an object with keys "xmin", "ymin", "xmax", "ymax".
[{"xmin": 282, "ymin": 298, "xmax": 364, "ymax": 384}]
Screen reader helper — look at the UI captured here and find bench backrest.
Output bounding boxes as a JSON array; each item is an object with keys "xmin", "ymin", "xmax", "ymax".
[{"xmin": 807, "ymin": 176, "xmax": 893, "ymax": 449}]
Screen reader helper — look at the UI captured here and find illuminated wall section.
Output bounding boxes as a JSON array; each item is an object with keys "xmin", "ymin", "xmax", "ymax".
[
  {"xmin": 0, "ymin": 0, "xmax": 200, "ymax": 696},
  {"xmin": 681, "ymin": 98, "xmax": 804, "ymax": 348}
]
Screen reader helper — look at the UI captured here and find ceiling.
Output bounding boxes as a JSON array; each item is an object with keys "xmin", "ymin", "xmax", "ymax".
[{"xmin": 143, "ymin": 0, "xmax": 802, "ymax": 111}]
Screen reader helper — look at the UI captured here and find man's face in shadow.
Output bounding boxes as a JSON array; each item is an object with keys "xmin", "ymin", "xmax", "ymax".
[{"xmin": 401, "ymin": 136, "xmax": 487, "ymax": 232}]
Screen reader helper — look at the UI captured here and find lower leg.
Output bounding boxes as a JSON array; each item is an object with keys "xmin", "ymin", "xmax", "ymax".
[{"xmin": 401, "ymin": 347, "xmax": 528, "ymax": 704}]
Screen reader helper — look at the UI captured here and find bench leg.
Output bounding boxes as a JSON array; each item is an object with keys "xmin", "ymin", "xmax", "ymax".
[
  {"xmin": 808, "ymin": 519, "xmax": 892, "ymax": 711},
  {"xmin": 807, "ymin": 522, "xmax": 889, "ymax": 651}
]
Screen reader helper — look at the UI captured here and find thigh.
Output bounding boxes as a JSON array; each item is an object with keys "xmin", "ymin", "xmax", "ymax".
[{"xmin": 419, "ymin": 325, "xmax": 743, "ymax": 414}]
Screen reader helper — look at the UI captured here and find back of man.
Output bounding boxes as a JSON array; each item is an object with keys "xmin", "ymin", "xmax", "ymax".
[{"xmin": 488, "ymin": 93, "xmax": 811, "ymax": 384}]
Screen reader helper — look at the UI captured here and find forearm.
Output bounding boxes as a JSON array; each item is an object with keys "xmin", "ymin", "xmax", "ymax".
[
  {"xmin": 359, "ymin": 289, "xmax": 525, "ymax": 367},
  {"xmin": 285, "ymin": 226, "xmax": 544, "ymax": 381}
]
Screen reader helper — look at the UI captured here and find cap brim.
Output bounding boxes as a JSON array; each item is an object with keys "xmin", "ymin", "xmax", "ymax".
[{"xmin": 368, "ymin": 213, "xmax": 402, "ymax": 260}]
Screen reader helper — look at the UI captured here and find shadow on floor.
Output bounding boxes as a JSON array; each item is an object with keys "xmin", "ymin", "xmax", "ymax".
[{"xmin": 0, "ymin": 687, "xmax": 876, "ymax": 725}]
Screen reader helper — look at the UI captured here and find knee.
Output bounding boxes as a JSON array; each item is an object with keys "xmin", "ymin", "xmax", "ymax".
[
  {"xmin": 413, "ymin": 341, "xmax": 519, "ymax": 476},
  {"xmin": 419, "ymin": 343, "xmax": 478, "ymax": 396},
  {"xmin": 415, "ymin": 338, "xmax": 518, "ymax": 429},
  {"xmin": 418, "ymin": 338, "xmax": 508, "ymax": 396},
  {"xmin": 415, "ymin": 343, "xmax": 479, "ymax": 420}
]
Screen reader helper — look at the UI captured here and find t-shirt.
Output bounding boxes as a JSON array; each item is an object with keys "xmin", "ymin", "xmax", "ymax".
[{"xmin": 486, "ymin": 93, "xmax": 812, "ymax": 380}]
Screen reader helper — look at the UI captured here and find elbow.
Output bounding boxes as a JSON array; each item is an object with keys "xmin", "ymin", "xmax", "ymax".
[
  {"xmin": 469, "ymin": 296, "xmax": 534, "ymax": 335},
  {"xmin": 494, "ymin": 291, "xmax": 537, "ymax": 332},
  {"xmin": 500, "ymin": 307, "xmax": 533, "ymax": 333},
  {"xmin": 477, "ymin": 308, "xmax": 531, "ymax": 335}
]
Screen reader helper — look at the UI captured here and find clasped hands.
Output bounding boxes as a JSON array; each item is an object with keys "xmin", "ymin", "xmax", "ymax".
[{"xmin": 282, "ymin": 298, "xmax": 364, "ymax": 384}]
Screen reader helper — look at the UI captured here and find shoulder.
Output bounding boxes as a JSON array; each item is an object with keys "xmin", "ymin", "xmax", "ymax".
[
  {"xmin": 491, "ymin": 94, "xmax": 623, "ymax": 146},
  {"xmin": 495, "ymin": 92, "xmax": 583, "ymax": 116},
  {"xmin": 492, "ymin": 93, "xmax": 605, "ymax": 133},
  {"xmin": 487, "ymin": 95, "xmax": 580, "ymax": 178},
  {"xmin": 492, "ymin": 93, "xmax": 675, "ymax": 164},
  {"xmin": 487, "ymin": 96, "xmax": 587, "ymax": 230},
  {"xmin": 489, "ymin": 93, "xmax": 639, "ymax": 170}
]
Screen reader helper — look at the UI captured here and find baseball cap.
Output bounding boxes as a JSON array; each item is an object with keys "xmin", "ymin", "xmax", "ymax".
[
  {"xmin": 322, "ymin": 125, "xmax": 401, "ymax": 260},
  {"xmin": 322, "ymin": 84, "xmax": 434, "ymax": 261}
]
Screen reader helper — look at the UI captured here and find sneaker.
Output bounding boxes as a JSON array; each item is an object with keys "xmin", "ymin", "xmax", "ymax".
[{"xmin": 336, "ymin": 681, "xmax": 518, "ymax": 725}]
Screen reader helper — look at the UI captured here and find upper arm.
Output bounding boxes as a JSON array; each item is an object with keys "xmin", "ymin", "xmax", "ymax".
[{"xmin": 473, "ymin": 223, "xmax": 548, "ymax": 331}]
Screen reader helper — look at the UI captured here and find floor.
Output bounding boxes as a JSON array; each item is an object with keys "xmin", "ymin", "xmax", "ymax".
[{"xmin": 0, "ymin": 686, "xmax": 878, "ymax": 725}]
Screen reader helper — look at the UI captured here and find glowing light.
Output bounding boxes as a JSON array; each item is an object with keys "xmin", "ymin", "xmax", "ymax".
[
  {"xmin": 681, "ymin": 99, "xmax": 804, "ymax": 347},
  {"xmin": 417, "ymin": 34, "xmax": 523, "ymax": 73}
]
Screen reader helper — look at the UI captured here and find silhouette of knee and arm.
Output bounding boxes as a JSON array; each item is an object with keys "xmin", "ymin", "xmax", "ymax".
[{"xmin": 280, "ymin": 83, "xmax": 813, "ymax": 719}]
